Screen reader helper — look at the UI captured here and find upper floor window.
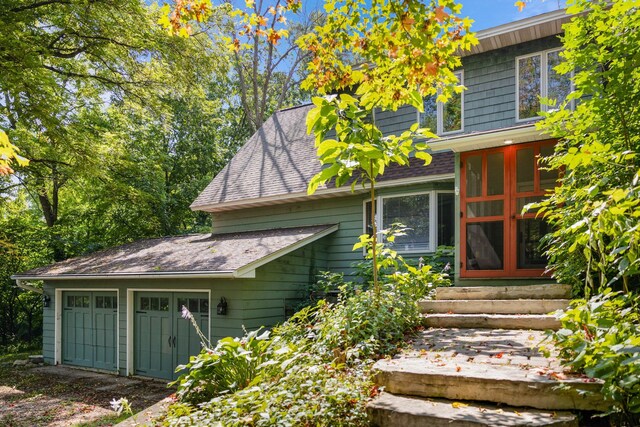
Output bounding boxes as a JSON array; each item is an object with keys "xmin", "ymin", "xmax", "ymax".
[
  {"xmin": 364, "ymin": 191, "xmax": 454, "ymax": 253},
  {"xmin": 419, "ymin": 70, "xmax": 464, "ymax": 135},
  {"xmin": 516, "ymin": 49, "xmax": 572, "ymax": 121}
]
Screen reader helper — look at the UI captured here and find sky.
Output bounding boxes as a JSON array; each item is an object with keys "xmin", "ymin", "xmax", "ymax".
[{"xmin": 291, "ymin": 0, "xmax": 565, "ymax": 32}]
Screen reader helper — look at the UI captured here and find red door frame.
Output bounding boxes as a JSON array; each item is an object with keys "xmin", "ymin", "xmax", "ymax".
[{"xmin": 460, "ymin": 139, "xmax": 556, "ymax": 278}]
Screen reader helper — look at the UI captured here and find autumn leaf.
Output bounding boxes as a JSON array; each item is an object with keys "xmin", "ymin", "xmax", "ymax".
[
  {"xmin": 494, "ymin": 352, "xmax": 504, "ymax": 359},
  {"xmin": 257, "ymin": 15, "xmax": 268, "ymax": 26},
  {"xmin": 451, "ymin": 402, "xmax": 469, "ymax": 408},
  {"xmin": 515, "ymin": 1, "xmax": 526, "ymax": 12},
  {"xmin": 434, "ymin": 6, "xmax": 449, "ymax": 23}
]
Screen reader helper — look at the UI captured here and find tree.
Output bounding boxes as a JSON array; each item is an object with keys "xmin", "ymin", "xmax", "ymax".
[
  {"xmin": 535, "ymin": 0, "xmax": 640, "ymax": 296},
  {"xmin": 301, "ymin": 0, "xmax": 476, "ymax": 295},
  {"xmin": 164, "ymin": 0, "xmax": 319, "ymax": 132}
]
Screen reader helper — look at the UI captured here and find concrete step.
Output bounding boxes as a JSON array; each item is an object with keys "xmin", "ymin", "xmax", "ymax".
[
  {"xmin": 436, "ymin": 284, "xmax": 572, "ymax": 301},
  {"xmin": 373, "ymin": 358, "xmax": 606, "ymax": 412},
  {"xmin": 368, "ymin": 392, "xmax": 578, "ymax": 427},
  {"xmin": 423, "ymin": 313, "xmax": 561, "ymax": 330},
  {"xmin": 420, "ymin": 299, "xmax": 569, "ymax": 315}
]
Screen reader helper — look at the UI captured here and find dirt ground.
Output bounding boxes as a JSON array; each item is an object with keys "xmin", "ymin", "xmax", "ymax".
[{"xmin": 0, "ymin": 363, "xmax": 173, "ymax": 427}]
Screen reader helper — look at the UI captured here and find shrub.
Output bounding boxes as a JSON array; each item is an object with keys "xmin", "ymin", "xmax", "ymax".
[{"xmin": 547, "ymin": 290, "xmax": 640, "ymax": 423}]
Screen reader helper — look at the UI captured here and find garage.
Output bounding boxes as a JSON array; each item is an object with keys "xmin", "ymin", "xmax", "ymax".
[
  {"xmin": 134, "ymin": 292, "xmax": 209, "ymax": 380},
  {"xmin": 62, "ymin": 291, "xmax": 118, "ymax": 371}
]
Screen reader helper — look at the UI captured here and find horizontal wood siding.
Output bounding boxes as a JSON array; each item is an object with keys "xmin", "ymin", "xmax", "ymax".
[
  {"xmin": 212, "ymin": 181, "xmax": 454, "ymax": 278},
  {"xmin": 463, "ymin": 36, "xmax": 563, "ymax": 132}
]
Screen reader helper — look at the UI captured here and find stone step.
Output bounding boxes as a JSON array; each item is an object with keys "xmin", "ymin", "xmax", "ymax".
[
  {"xmin": 373, "ymin": 358, "xmax": 607, "ymax": 412},
  {"xmin": 423, "ymin": 313, "xmax": 561, "ymax": 330},
  {"xmin": 420, "ymin": 299, "xmax": 569, "ymax": 315},
  {"xmin": 368, "ymin": 392, "xmax": 578, "ymax": 427},
  {"xmin": 436, "ymin": 284, "xmax": 572, "ymax": 301}
]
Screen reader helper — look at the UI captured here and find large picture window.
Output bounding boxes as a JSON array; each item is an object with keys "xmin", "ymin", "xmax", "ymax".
[
  {"xmin": 516, "ymin": 49, "xmax": 572, "ymax": 121},
  {"xmin": 419, "ymin": 70, "xmax": 464, "ymax": 135},
  {"xmin": 364, "ymin": 191, "xmax": 454, "ymax": 253}
]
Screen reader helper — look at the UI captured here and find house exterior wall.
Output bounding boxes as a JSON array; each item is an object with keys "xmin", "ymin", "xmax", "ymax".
[
  {"xmin": 212, "ymin": 180, "xmax": 454, "ymax": 277},
  {"xmin": 373, "ymin": 36, "xmax": 563, "ymax": 137},
  {"xmin": 41, "ymin": 240, "xmax": 328, "ymax": 376}
]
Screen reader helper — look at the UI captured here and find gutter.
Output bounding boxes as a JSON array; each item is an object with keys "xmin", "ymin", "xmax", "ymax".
[
  {"xmin": 12, "ymin": 270, "xmax": 245, "ymax": 281},
  {"xmin": 15, "ymin": 280, "xmax": 44, "ymax": 295}
]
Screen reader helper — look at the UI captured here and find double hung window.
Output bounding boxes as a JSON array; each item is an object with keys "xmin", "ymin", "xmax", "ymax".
[
  {"xmin": 419, "ymin": 70, "xmax": 464, "ymax": 135},
  {"xmin": 516, "ymin": 49, "xmax": 572, "ymax": 121},
  {"xmin": 364, "ymin": 191, "xmax": 454, "ymax": 253}
]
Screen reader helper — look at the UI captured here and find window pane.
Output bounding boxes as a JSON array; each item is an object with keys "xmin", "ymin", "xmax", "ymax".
[
  {"xmin": 96, "ymin": 296, "xmax": 104, "ymax": 309},
  {"xmin": 421, "ymin": 95, "xmax": 437, "ymax": 133},
  {"xmin": 442, "ymin": 72, "xmax": 462, "ymax": 133},
  {"xmin": 177, "ymin": 298, "xmax": 187, "ymax": 312},
  {"xmin": 200, "ymin": 299, "xmax": 209, "ymax": 314},
  {"xmin": 67, "ymin": 295, "xmax": 74, "ymax": 308},
  {"xmin": 539, "ymin": 144, "xmax": 558, "ymax": 190},
  {"xmin": 151, "ymin": 297, "xmax": 159, "ymax": 311},
  {"xmin": 383, "ymin": 194, "xmax": 431, "ymax": 252},
  {"xmin": 75, "ymin": 296, "xmax": 83, "ymax": 307},
  {"xmin": 518, "ymin": 55, "xmax": 541, "ymax": 119},
  {"xmin": 517, "ymin": 218, "xmax": 550, "ymax": 269},
  {"xmin": 189, "ymin": 298, "xmax": 199, "ymax": 313},
  {"xmin": 547, "ymin": 51, "xmax": 571, "ymax": 109},
  {"xmin": 364, "ymin": 201, "xmax": 375, "ymax": 236},
  {"xmin": 467, "ymin": 200, "xmax": 504, "ymax": 218},
  {"xmin": 465, "ymin": 155, "xmax": 482, "ymax": 197},
  {"xmin": 486, "ymin": 153, "xmax": 504, "ymax": 196},
  {"xmin": 437, "ymin": 193, "xmax": 455, "ymax": 246},
  {"xmin": 140, "ymin": 297, "xmax": 149, "ymax": 311},
  {"xmin": 466, "ymin": 221, "xmax": 504, "ymax": 270},
  {"xmin": 516, "ymin": 148, "xmax": 535, "ymax": 193},
  {"xmin": 112, "ymin": 297, "xmax": 117, "ymax": 309},
  {"xmin": 82, "ymin": 296, "xmax": 89, "ymax": 308},
  {"xmin": 517, "ymin": 196, "xmax": 545, "ymax": 213},
  {"xmin": 160, "ymin": 297, "xmax": 169, "ymax": 312}
]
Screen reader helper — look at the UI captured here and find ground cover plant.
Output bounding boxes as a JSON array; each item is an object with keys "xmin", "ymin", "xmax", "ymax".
[{"xmin": 163, "ymin": 230, "xmax": 450, "ymax": 426}]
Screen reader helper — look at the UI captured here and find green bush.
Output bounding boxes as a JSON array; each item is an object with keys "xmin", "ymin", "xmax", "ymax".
[
  {"xmin": 165, "ymin": 236, "xmax": 449, "ymax": 426},
  {"xmin": 547, "ymin": 290, "xmax": 640, "ymax": 423}
]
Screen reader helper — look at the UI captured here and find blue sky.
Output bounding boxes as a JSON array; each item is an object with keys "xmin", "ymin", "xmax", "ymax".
[{"xmin": 266, "ymin": 0, "xmax": 565, "ymax": 32}]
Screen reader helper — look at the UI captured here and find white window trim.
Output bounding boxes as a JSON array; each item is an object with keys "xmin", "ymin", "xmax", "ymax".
[
  {"xmin": 362, "ymin": 190, "xmax": 454, "ymax": 254},
  {"xmin": 417, "ymin": 70, "xmax": 464, "ymax": 136},
  {"xmin": 515, "ymin": 48, "xmax": 573, "ymax": 122}
]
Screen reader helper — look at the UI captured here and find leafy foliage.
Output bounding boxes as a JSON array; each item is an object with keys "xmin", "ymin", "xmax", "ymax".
[
  {"xmin": 547, "ymin": 290, "xmax": 640, "ymax": 422},
  {"xmin": 534, "ymin": 0, "xmax": 640, "ymax": 296},
  {"xmin": 165, "ymin": 237, "xmax": 449, "ymax": 426}
]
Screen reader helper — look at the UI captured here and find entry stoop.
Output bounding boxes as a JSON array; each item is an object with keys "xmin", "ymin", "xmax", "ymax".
[{"xmin": 422, "ymin": 284, "xmax": 572, "ymax": 330}]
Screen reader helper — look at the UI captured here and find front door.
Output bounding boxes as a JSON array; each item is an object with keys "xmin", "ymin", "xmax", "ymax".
[
  {"xmin": 134, "ymin": 292, "xmax": 209, "ymax": 380},
  {"xmin": 460, "ymin": 140, "xmax": 557, "ymax": 278}
]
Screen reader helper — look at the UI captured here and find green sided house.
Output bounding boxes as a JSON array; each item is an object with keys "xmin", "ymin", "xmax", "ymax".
[{"xmin": 14, "ymin": 9, "xmax": 572, "ymax": 379}]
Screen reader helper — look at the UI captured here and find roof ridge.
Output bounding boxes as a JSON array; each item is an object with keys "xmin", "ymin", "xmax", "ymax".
[{"xmin": 276, "ymin": 102, "xmax": 313, "ymax": 113}]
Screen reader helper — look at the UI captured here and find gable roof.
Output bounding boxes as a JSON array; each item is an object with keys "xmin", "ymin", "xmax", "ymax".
[
  {"xmin": 191, "ymin": 104, "xmax": 454, "ymax": 213},
  {"xmin": 13, "ymin": 224, "xmax": 338, "ymax": 280}
]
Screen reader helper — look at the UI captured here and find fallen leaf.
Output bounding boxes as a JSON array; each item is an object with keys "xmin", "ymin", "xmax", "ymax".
[
  {"xmin": 494, "ymin": 352, "xmax": 504, "ymax": 359},
  {"xmin": 514, "ymin": 410, "xmax": 522, "ymax": 416},
  {"xmin": 456, "ymin": 366, "xmax": 462, "ymax": 372},
  {"xmin": 451, "ymin": 402, "xmax": 469, "ymax": 408}
]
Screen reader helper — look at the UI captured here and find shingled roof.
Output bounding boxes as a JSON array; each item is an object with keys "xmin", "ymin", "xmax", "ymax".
[
  {"xmin": 190, "ymin": 104, "xmax": 454, "ymax": 212},
  {"xmin": 13, "ymin": 225, "xmax": 338, "ymax": 280}
]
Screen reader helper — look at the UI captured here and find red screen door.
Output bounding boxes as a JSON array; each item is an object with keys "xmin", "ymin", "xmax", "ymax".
[{"xmin": 460, "ymin": 140, "xmax": 557, "ymax": 278}]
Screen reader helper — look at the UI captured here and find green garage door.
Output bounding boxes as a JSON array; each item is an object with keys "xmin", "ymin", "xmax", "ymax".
[
  {"xmin": 62, "ymin": 291, "xmax": 118, "ymax": 371},
  {"xmin": 134, "ymin": 292, "xmax": 209, "ymax": 380}
]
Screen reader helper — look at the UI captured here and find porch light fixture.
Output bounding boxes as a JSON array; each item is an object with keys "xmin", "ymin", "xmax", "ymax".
[
  {"xmin": 42, "ymin": 294, "xmax": 51, "ymax": 308},
  {"xmin": 503, "ymin": 139, "xmax": 513, "ymax": 145},
  {"xmin": 217, "ymin": 297, "xmax": 228, "ymax": 316}
]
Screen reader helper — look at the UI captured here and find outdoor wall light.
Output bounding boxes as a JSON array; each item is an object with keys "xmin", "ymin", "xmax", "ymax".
[
  {"xmin": 217, "ymin": 297, "xmax": 228, "ymax": 315},
  {"xmin": 42, "ymin": 294, "xmax": 51, "ymax": 308}
]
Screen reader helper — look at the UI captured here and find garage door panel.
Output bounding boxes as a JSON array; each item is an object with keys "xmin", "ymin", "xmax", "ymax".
[{"xmin": 62, "ymin": 291, "xmax": 117, "ymax": 371}]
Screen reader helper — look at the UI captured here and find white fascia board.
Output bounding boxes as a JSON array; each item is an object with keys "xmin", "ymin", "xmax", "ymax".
[
  {"xmin": 428, "ymin": 125, "xmax": 548, "ymax": 153},
  {"xmin": 11, "ymin": 271, "xmax": 240, "ymax": 281},
  {"xmin": 192, "ymin": 173, "xmax": 455, "ymax": 213},
  {"xmin": 474, "ymin": 9, "xmax": 569, "ymax": 41},
  {"xmin": 234, "ymin": 224, "xmax": 340, "ymax": 277}
]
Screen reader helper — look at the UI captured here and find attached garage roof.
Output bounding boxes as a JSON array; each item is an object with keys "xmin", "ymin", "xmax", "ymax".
[{"xmin": 13, "ymin": 224, "xmax": 338, "ymax": 280}]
